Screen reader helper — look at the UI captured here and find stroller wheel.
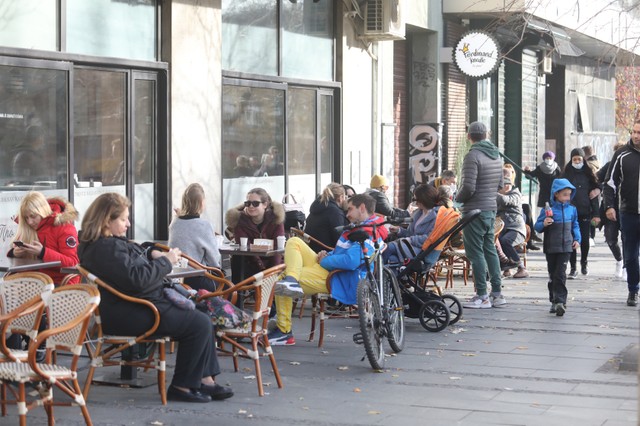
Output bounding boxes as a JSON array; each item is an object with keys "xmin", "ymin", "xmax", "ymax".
[
  {"xmin": 418, "ymin": 300, "xmax": 450, "ymax": 332},
  {"xmin": 440, "ymin": 294, "xmax": 463, "ymax": 325}
]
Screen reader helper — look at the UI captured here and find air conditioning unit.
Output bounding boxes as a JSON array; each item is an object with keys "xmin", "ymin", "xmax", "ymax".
[
  {"xmin": 541, "ymin": 56, "xmax": 553, "ymax": 74},
  {"xmin": 361, "ymin": 0, "xmax": 405, "ymax": 41}
]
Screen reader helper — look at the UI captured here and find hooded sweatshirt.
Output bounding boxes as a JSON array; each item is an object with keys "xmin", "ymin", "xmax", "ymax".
[
  {"xmin": 456, "ymin": 139, "xmax": 504, "ymax": 213},
  {"xmin": 534, "ymin": 178, "xmax": 581, "ymax": 254}
]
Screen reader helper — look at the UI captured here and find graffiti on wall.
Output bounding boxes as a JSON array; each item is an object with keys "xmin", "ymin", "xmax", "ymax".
[
  {"xmin": 408, "ymin": 124, "xmax": 439, "ymax": 190},
  {"xmin": 412, "ymin": 59, "xmax": 437, "ymax": 90}
]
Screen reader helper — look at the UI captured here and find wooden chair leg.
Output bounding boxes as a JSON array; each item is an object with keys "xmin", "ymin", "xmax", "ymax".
[
  {"xmin": 317, "ymin": 298, "xmax": 326, "ymax": 348},
  {"xmin": 308, "ymin": 295, "xmax": 318, "ymax": 342},
  {"xmin": 251, "ymin": 338, "xmax": 264, "ymax": 397},
  {"xmin": 158, "ymin": 340, "xmax": 167, "ymax": 405},
  {"xmin": 263, "ymin": 335, "xmax": 283, "ymax": 389}
]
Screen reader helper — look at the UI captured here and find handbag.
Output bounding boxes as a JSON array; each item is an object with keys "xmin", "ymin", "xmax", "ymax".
[
  {"xmin": 282, "ymin": 193, "xmax": 306, "ymax": 231},
  {"xmin": 196, "ymin": 289, "xmax": 252, "ymax": 330}
]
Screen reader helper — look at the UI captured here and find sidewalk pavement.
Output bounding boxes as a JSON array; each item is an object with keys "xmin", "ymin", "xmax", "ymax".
[{"xmin": 10, "ymin": 234, "xmax": 638, "ymax": 425}]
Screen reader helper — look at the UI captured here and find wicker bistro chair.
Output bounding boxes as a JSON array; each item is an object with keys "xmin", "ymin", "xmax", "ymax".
[
  {"xmin": 0, "ymin": 272, "xmax": 55, "ymax": 363},
  {"xmin": 514, "ymin": 224, "xmax": 531, "ymax": 267},
  {"xmin": 76, "ymin": 266, "xmax": 171, "ymax": 405},
  {"xmin": 0, "ymin": 285, "xmax": 100, "ymax": 426},
  {"xmin": 197, "ymin": 264, "xmax": 285, "ymax": 397}
]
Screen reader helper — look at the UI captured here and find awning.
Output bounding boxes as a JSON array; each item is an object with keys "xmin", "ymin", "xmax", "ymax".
[{"xmin": 527, "ymin": 18, "xmax": 585, "ymax": 57}]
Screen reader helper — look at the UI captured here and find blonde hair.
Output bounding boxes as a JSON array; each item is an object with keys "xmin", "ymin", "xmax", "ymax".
[
  {"xmin": 13, "ymin": 191, "xmax": 52, "ymax": 245},
  {"xmin": 179, "ymin": 183, "xmax": 205, "ymax": 216},
  {"xmin": 80, "ymin": 193, "xmax": 131, "ymax": 243},
  {"xmin": 503, "ymin": 164, "xmax": 516, "ymax": 184},
  {"xmin": 319, "ymin": 182, "xmax": 345, "ymax": 205}
]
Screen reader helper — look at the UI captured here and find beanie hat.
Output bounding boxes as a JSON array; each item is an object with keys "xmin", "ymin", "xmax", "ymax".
[
  {"xmin": 542, "ymin": 151, "xmax": 555, "ymax": 160},
  {"xmin": 370, "ymin": 174, "xmax": 388, "ymax": 189},
  {"xmin": 570, "ymin": 148, "xmax": 586, "ymax": 159},
  {"xmin": 468, "ymin": 121, "xmax": 487, "ymax": 135}
]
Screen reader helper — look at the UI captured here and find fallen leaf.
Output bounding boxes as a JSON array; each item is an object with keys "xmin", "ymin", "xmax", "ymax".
[
  {"xmin": 289, "ymin": 361, "xmax": 301, "ymax": 365},
  {"xmin": 392, "ymin": 374, "xmax": 399, "ymax": 378},
  {"xmin": 338, "ymin": 366, "xmax": 349, "ymax": 371},
  {"xmin": 515, "ymin": 346, "xmax": 528, "ymax": 350},
  {"xmin": 243, "ymin": 375, "xmax": 256, "ymax": 380},
  {"xmin": 368, "ymin": 410, "xmax": 381, "ymax": 415},
  {"xmin": 461, "ymin": 353, "xmax": 476, "ymax": 357},
  {"xmin": 238, "ymin": 410, "xmax": 247, "ymax": 414},
  {"xmin": 354, "ymin": 388, "xmax": 361, "ymax": 392},
  {"xmin": 449, "ymin": 376, "xmax": 462, "ymax": 380},
  {"xmin": 321, "ymin": 350, "xmax": 329, "ymax": 354},
  {"xmin": 450, "ymin": 327, "xmax": 467, "ymax": 334},
  {"xmin": 150, "ymin": 422, "xmax": 163, "ymax": 425}
]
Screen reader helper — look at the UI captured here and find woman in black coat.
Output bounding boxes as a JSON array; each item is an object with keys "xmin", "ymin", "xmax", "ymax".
[
  {"xmin": 304, "ymin": 183, "xmax": 349, "ymax": 252},
  {"xmin": 561, "ymin": 148, "xmax": 600, "ymax": 278},
  {"xmin": 78, "ymin": 193, "xmax": 232, "ymax": 403}
]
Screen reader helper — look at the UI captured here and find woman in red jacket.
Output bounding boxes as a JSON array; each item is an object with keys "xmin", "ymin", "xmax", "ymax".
[
  {"xmin": 225, "ymin": 187, "xmax": 285, "ymax": 281},
  {"xmin": 8, "ymin": 191, "xmax": 80, "ymax": 285}
]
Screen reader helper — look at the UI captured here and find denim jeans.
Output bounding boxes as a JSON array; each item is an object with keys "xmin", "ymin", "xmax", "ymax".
[
  {"xmin": 462, "ymin": 210, "xmax": 502, "ymax": 296},
  {"xmin": 619, "ymin": 212, "xmax": 640, "ymax": 294}
]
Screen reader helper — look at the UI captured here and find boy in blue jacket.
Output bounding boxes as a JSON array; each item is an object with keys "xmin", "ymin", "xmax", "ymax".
[
  {"xmin": 269, "ymin": 194, "xmax": 387, "ymax": 345},
  {"xmin": 534, "ymin": 178, "xmax": 581, "ymax": 316}
]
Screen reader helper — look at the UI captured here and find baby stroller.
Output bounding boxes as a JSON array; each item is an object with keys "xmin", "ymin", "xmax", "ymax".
[{"xmin": 387, "ymin": 207, "xmax": 480, "ymax": 332}]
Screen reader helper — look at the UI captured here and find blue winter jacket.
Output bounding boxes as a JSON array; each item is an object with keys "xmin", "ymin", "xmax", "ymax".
[
  {"xmin": 534, "ymin": 178, "xmax": 581, "ymax": 254},
  {"xmin": 320, "ymin": 215, "xmax": 384, "ymax": 305}
]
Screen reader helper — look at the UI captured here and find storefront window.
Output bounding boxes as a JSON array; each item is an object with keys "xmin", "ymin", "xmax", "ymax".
[
  {"xmin": 282, "ymin": 0, "xmax": 333, "ymax": 80},
  {"xmin": 66, "ymin": 0, "xmax": 157, "ymax": 61},
  {"xmin": 72, "ymin": 68, "xmax": 127, "ymax": 225},
  {"xmin": 0, "ymin": 0, "xmax": 57, "ymax": 51},
  {"xmin": 222, "ymin": 84, "xmax": 285, "ymax": 215},
  {"xmin": 0, "ymin": 62, "xmax": 68, "ymax": 254},
  {"xmin": 222, "ymin": 0, "xmax": 277, "ymax": 75},
  {"xmin": 133, "ymin": 78, "xmax": 156, "ymax": 240},
  {"xmin": 287, "ymin": 88, "xmax": 315, "ymax": 205}
]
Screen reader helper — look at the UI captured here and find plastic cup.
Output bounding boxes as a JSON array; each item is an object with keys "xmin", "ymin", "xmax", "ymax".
[
  {"xmin": 240, "ymin": 237, "xmax": 248, "ymax": 249},
  {"xmin": 277, "ymin": 235, "xmax": 286, "ymax": 250}
]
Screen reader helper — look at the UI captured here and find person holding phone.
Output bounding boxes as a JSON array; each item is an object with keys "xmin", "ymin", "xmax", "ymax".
[{"xmin": 7, "ymin": 191, "xmax": 80, "ymax": 285}]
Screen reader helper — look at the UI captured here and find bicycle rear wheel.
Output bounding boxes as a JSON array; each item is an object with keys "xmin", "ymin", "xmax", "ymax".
[
  {"xmin": 382, "ymin": 266, "xmax": 405, "ymax": 353},
  {"xmin": 357, "ymin": 278, "xmax": 385, "ymax": 370}
]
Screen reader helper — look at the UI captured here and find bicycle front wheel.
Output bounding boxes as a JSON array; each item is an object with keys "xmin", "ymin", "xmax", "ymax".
[
  {"xmin": 382, "ymin": 266, "xmax": 405, "ymax": 353},
  {"xmin": 357, "ymin": 278, "xmax": 385, "ymax": 370}
]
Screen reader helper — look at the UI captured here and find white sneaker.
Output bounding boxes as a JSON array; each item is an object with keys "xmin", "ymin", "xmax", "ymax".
[
  {"xmin": 463, "ymin": 295, "xmax": 492, "ymax": 309},
  {"xmin": 491, "ymin": 294, "xmax": 507, "ymax": 307},
  {"xmin": 615, "ymin": 261, "xmax": 624, "ymax": 278},
  {"xmin": 274, "ymin": 279, "xmax": 305, "ymax": 298}
]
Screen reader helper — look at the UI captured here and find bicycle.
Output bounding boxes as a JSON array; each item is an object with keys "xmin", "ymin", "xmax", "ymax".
[{"xmin": 340, "ymin": 220, "xmax": 405, "ymax": 371}]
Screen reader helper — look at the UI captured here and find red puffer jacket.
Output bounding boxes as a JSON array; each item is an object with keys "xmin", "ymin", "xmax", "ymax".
[{"xmin": 9, "ymin": 198, "xmax": 80, "ymax": 285}]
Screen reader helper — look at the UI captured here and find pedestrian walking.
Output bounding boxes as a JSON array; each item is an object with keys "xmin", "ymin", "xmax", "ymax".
[
  {"xmin": 534, "ymin": 178, "xmax": 581, "ymax": 316},
  {"xmin": 603, "ymin": 119, "xmax": 640, "ymax": 306}
]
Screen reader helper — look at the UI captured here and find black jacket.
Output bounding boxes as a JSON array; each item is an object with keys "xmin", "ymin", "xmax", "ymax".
[
  {"xmin": 78, "ymin": 236, "xmax": 173, "ymax": 335},
  {"xmin": 304, "ymin": 197, "xmax": 349, "ymax": 252},
  {"xmin": 364, "ymin": 189, "xmax": 409, "ymax": 219},
  {"xmin": 523, "ymin": 165, "xmax": 561, "ymax": 208},
  {"xmin": 561, "ymin": 166, "xmax": 599, "ymax": 218},
  {"xmin": 603, "ymin": 140, "xmax": 640, "ymax": 214}
]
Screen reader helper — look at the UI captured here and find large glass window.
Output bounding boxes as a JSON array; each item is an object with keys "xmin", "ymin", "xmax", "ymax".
[
  {"xmin": 72, "ymin": 68, "xmax": 127, "ymax": 225},
  {"xmin": 132, "ymin": 77, "xmax": 156, "ymax": 240},
  {"xmin": 222, "ymin": 84, "xmax": 285, "ymax": 215},
  {"xmin": 0, "ymin": 62, "xmax": 68, "ymax": 254},
  {"xmin": 66, "ymin": 0, "xmax": 157, "ymax": 61},
  {"xmin": 222, "ymin": 0, "xmax": 278, "ymax": 75},
  {"xmin": 0, "ymin": 0, "xmax": 57, "ymax": 51},
  {"xmin": 222, "ymin": 0, "xmax": 333, "ymax": 81},
  {"xmin": 287, "ymin": 88, "xmax": 316, "ymax": 205},
  {"xmin": 282, "ymin": 0, "xmax": 333, "ymax": 80}
]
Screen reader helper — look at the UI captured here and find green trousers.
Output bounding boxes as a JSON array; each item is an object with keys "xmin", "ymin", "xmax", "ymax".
[{"xmin": 462, "ymin": 210, "xmax": 502, "ymax": 296}]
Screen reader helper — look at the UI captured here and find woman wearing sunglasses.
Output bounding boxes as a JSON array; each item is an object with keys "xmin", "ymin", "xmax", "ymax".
[{"xmin": 225, "ymin": 187, "xmax": 285, "ymax": 281}]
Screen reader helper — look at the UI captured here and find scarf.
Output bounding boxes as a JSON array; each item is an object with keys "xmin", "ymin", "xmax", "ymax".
[{"xmin": 539, "ymin": 160, "xmax": 558, "ymax": 175}]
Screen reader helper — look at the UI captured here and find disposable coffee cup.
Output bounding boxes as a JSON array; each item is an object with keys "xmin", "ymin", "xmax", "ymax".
[
  {"xmin": 277, "ymin": 236, "xmax": 286, "ymax": 250},
  {"xmin": 240, "ymin": 237, "xmax": 248, "ymax": 249}
]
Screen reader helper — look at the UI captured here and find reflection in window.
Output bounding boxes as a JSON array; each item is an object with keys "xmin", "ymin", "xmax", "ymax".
[
  {"xmin": 282, "ymin": 0, "xmax": 333, "ymax": 80},
  {"xmin": 66, "ymin": 0, "xmax": 157, "ymax": 61},
  {"xmin": 0, "ymin": 65, "xmax": 68, "ymax": 189},
  {"xmin": 0, "ymin": 0, "xmax": 57, "ymax": 51},
  {"xmin": 72, "ymin": 69, "xmax": 126, "ymax": 223},
  {"xmin": 287, "ymin": 89, "xmax": 315, "ymax": 177},
  {"xmin": 221, "ymin": 85, "xmax": 285, "ymax": 214},
  {"xmin": 133, "ymin": 78, "xmax": 156, "ymax": 240},
  {"xmin": 222, "ymin": 0, "xmax": 277, "ymax": 75}
]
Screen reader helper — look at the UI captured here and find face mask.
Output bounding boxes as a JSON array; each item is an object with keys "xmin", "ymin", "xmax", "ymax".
[
  {"xmin": 544, "ymin": 159, "xmax": 553, "ymax": 166},
  {"xmin": 450, "ymin": 184, "xmax": 457, "ymax": 193},
  {"xmin": 572, "ymin": 162, "xmax": 583, "ymax": 169}
]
